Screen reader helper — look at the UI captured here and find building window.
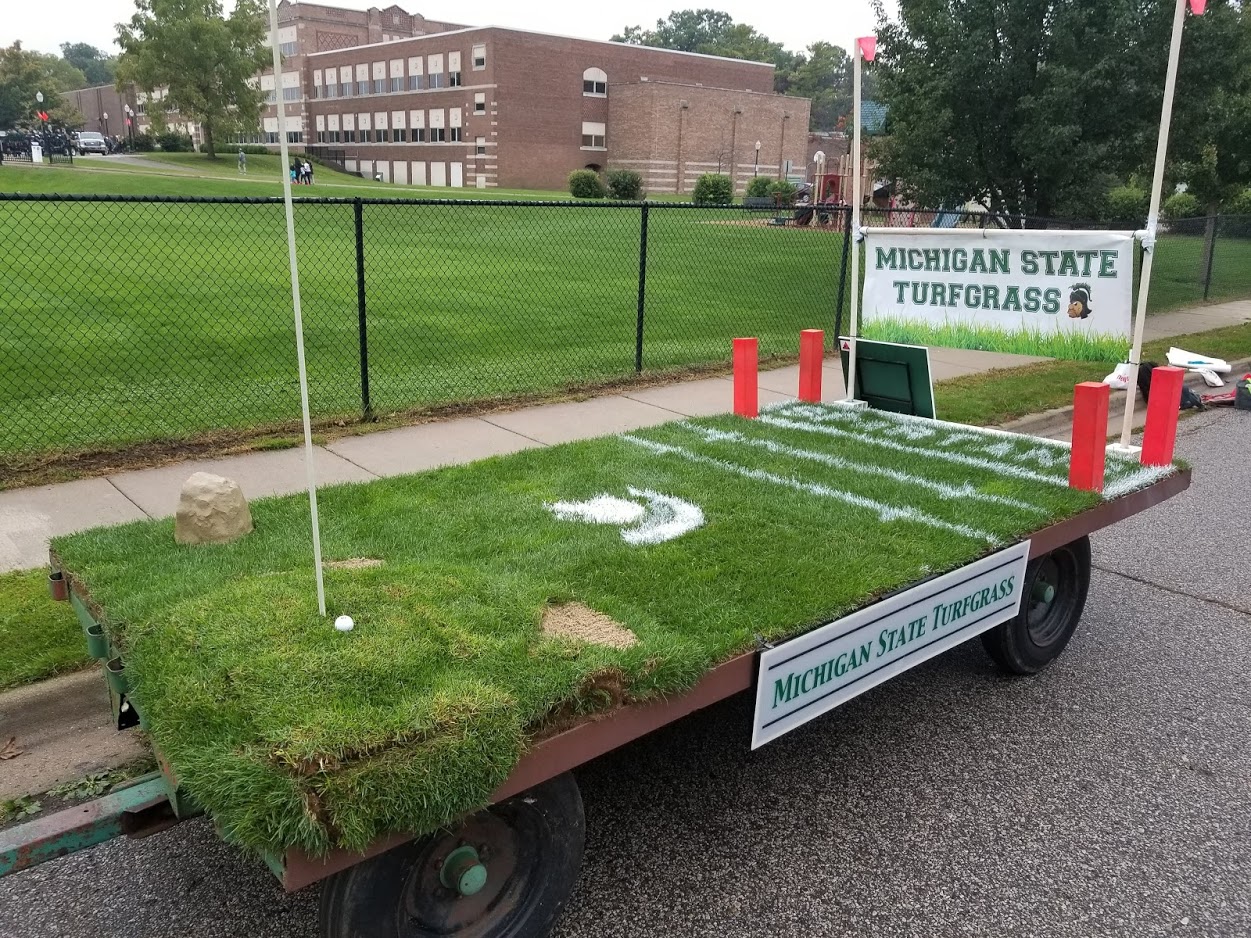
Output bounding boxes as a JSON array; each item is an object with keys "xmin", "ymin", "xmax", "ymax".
[
  {"xmin": 413, "ymin": 128, "xmax": 426, "ymax": 142},
  {"xmin": 317, "ymin": 130, "xmax": 327, "ymax": 143},
  {"xmin": 283, "ymin": 86, "xmax": 300, "ymax": 101},
  {"xmin": 430, "ymin": 127, "xmax": 445, "ymax": 142},
  {"xmin": 344, "ymin": 130, "xmax": 356, "ymax": 142},
  {"xmin": 340, "ymin": 82, "xmax": 352, "ymax": 97},
  {"xmin": 265, "ymin": 131, "xmax": 279, "ymax": 144},
  {"xmin": 582, "ymin": 67, "xmax": 607, "ymax": 96},
  {"xmin": 450, "ymin": 127, "xmax": 462, "ymax": 142},
  {"xmin": 265, "ymin": 89, "xmax": 277, "ymax": 104},
  {"xmin": 331, "ymin": 130, "xmax": 342, "ymax": 142},
  {"xmin": 449, "ymin": 71, "xmax": 462, "ymax": 87},
  {"xmin": 279, "ymin": 41, "xmax": 298, "ymax": 56},
  {"xmin": 356, "ymin": 80, "xmax": 369, "ymax": 95},
  {"xmin": 473, "ymin": 93, "xmax": 485, "ymax": 114},
  {"xmin": 136, "ymin": 101, "xmax": 146, "ymax": 115},
  {"xmin": 373, "ymin": 79, "xmax": 384, "ymax": 94},
  {"xmin": 475, "ymin": 135, "xmax": 486, "ymax": 155},
  {"xmin": 472, "ymin": 44, "xmax": 486, "ymax": 69},
  {"xmin": 581, "ymin": 121, "xmax": 606, "ymax": 149},
  {"xmin": 389, "ymin": 76, "xmax": 402, "ymax": 93},
  {"xmin": 429, "ymin": 72, "xmax": 443, "ymax": 89},
  {"xmin": 393, "ymin": 128, "xmax": 406, "ymax": 142},
  {"xmin": 408, "ymin": 75, "xmax": 422, "ymax": 90},
  {"xmin": 286, "ymin": 130, "xmax": 303, "ymax": 143}
]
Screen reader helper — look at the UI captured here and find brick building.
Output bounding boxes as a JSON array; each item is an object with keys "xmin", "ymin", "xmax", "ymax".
[{"xmin": 303, "ymin": 25, "xmax": 809, "ymax": 192}]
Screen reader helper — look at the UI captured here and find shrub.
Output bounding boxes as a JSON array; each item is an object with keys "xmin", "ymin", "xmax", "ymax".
[
  {"xmin": 131, "ymin": 132, "xmax": 155, "ymax": 152},
  {"xmin": 1226, "ymin": 188, "xmax": 1251, "ymax": 217},
  {"xmin": 606, "ymin": 168, "xmax": 643, "ymax": 200},
  {"xmin": 1102, "ymin": 185, "xmax": 1148, "ymax": 224},
  {"xmin": 234, "ymin": 144, "xmax": 271, "ymax": 155},
  {"xmin": 744, "ymin": 176, "xmax": 773, "ymax": 199},
  {"xmin": 568, "ymin": 169, "xmax": 606, "ymax": 199},
  {"xmin": 156, "ymin": 131, "xmax": 194, "ymax": 152},
  {"xmin": 692, "ymin": 173, "xmax": 733, "ymax": 205},
  {"xmin": 770, "ymin": 179, "xmax": 798, "ymax": 204},
  {"xmin": 1162, "ymin": 191, "xmax": 1201, "ymax": 220}
]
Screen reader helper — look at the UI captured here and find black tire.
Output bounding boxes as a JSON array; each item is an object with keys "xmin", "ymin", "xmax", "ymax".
[
  {"xmin": 319, "ymin": 772, "xmax": 585, "ymax": 938},
  {"xmin": 981, "ymin": 536, "xmax": 1092, "ymax": 675}
]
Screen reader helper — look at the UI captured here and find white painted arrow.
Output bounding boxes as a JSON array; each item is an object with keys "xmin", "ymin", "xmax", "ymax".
[{"xmin": 545, "ymin": 487, "xmax": 704, "ymax": 545}]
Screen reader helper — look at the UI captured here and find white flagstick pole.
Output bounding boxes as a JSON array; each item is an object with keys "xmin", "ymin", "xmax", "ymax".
[
  {"xmin": 1119, "ymin": 0, "xmax": 1188, "ymax": 449},
  {"xmin": 845, "ymin": 40, "xmax": 864, "ymax": 402},
  {"xmin": 268, "ymin": 0, "xmax": 326, "ymax": 616}
]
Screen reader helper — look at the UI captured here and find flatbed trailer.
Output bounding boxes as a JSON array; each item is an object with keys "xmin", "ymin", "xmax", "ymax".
[{"xmin": 0, "ymin": 466, "xmax": 1190, "ymax": 937}]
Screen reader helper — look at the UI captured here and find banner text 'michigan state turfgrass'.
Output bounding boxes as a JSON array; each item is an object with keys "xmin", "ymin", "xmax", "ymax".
[{"xmin": 861, "ymin": 229, "xmax": 1134, "ymax": 362}]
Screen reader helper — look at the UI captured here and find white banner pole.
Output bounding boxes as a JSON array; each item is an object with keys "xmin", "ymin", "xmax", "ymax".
[
  {"xmin": 1118, "ymin": 0, "xmax": 1188, "ymax": 449},
  {"xmin": 268, "ymin": 0, "xmax": 327, "ymax": 616},
  {"xmin": 845, "ymin": 42, "xmax": 864, "ymax": 402}
]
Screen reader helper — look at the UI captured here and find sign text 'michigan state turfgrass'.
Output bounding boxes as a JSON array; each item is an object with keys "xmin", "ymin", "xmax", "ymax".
[
  {"xmin": 862, "ymin": 229, "xmax": 1134, "ymax": 362},
  {"xmin": 53, "ymin": 403, "xmax": 1176, "ymax": 858}
]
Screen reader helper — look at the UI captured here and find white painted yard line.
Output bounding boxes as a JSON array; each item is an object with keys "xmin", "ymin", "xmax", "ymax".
[
  {"xmin": 621, "ymin": 435, "xmax": 1000, "ymax": 544},
  {"xmin": 1102, "ymin": 464, "xmax": 1177, "ymax": 499},
  {"xmin": 677, "ymin": 424, "xmax": 1045, "ymax": 515},
  {"xmin": 758, "ymin": 414, "xmax": 1070, "ymax": 488}
]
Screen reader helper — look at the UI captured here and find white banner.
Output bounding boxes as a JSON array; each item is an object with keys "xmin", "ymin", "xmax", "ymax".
[
  {"xmin": 861, "ymin": 228, "xmax": 1134, "ymax": 361},
  {"xmin": 752, "ymin": 540, "xmax": 1030, "ymax": 749}
]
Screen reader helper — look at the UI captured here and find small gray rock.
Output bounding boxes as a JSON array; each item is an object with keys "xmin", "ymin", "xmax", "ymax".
[{"xmin": 174, "ymin": 472, "xmax": 254, "ymax": 545}]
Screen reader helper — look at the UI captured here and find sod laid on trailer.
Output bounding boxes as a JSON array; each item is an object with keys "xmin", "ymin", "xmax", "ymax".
[{"xmin": 52, "ymin": 403, "xmax": 1175, "ymax": 857}]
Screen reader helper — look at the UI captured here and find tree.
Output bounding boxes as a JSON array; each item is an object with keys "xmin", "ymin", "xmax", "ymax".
[
  {"xmin": 868, "ymin": 0, "xmax": 1188, "ymax": 219},
  {"xmin": 61, "ymin": 43, "xmax": 118, "ymax": 87},
  {"xmin": 0, "ymin": 43, "xmax": 87, "ymax": 129},
  {"xmin": 116, "ymin": 0, "xmax": 269, "ymax": 158},
  {"xmin": 785, "ymin": 42, "xmax": 853, "ymax": 133}
]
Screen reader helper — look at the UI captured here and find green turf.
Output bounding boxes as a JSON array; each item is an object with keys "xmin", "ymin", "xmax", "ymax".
[
  {"xmin": 52, "ymin": 404, "xmax": 1174, "ymax": 856},
  {"xmin": 0, "ymin": 569, "xmax": 91, "ymax": 690},
  {"xmin": 861, "ymin": 316, "xmax": 1128, "ymax": 362}
]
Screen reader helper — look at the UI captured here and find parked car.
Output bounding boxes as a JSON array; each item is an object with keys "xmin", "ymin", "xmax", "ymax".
[{"xmin": 74, "ymin": 132, "xmax": 108, "ymax": 155}]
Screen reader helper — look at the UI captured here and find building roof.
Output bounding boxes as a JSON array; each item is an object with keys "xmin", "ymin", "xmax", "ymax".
[{"xmin": 304, "ymin": 24, "xmax": 777, "ymax": 70}]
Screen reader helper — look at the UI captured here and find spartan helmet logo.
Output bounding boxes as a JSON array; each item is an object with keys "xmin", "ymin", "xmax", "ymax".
[{"xmin": 1068, "ymin": 283, "xmax": 1093, "ymax": 319}]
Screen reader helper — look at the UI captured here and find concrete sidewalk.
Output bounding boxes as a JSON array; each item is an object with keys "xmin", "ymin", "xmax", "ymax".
[{"xmin": 1, "ymin": 301, "xmax": 1247, "ymax": 574}]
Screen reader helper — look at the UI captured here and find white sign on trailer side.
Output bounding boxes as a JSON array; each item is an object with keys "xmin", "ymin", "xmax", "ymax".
[{"xmin": 752, "ymin": 541, "xmax": 1031, "ymax": 749}]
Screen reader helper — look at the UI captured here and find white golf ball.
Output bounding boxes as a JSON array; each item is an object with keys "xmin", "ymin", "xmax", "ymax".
[{"xmin": 334, "ymin": 614, "xmax": 355, "ymax": 632}]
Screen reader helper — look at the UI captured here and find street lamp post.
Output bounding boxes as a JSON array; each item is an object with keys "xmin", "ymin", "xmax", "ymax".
[
  {"xmin": 754, "ymin": 140, "xmax": 761, "ymax": 177},
  {"xmin": 102, "ymin": 111, "xmax": 109, "ymax": 138},
  {"xmin": 123, "ymin": 104, "xmax": 135, "ymax": 149},
  {"xmin": 34, "ymin": 92, "xmax": 47, "ymax": 156}
]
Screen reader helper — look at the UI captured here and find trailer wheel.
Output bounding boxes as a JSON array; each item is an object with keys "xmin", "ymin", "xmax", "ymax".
[
  {"xmin": 319, "ymin": 772, "xmax": 584, "ymax": 938},
  {"xmin": 981, "ymin": 536, "xmax": 1092, "ymax": 675}
]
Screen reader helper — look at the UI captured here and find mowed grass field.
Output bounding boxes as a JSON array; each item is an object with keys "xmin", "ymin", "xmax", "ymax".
[
  {"xmin": 0, "ymin": 161, "xmax": 840, "ymax": 460},
  {"xmin": 4, "ymin": 157, "xmax": 1249, "ymax": 463},
  {"xmin": 53, "ymin": 403, "xmax": 1175, "ymax": 856}
]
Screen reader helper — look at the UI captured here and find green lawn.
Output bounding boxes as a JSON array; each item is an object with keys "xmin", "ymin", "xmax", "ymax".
[
  {"xmin": 52, "ymin": 402, "xmax": 1174, "ymax": 857},
  {"xmin": 0, "ymin": 569, "xmax": 90, "ymax": 690}
]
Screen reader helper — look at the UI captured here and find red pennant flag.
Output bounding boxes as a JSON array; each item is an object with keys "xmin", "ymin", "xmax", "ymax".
[
  {"xmin": 1189, "ymin": 0, "xmax": 1206, "ymax": 12},
  {"xmin": 858, "ymin": 36, "xmax": 877, "ymax": 61}
]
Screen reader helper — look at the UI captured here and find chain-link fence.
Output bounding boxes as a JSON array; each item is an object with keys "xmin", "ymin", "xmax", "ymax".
[{"xmin": 0, "ymin": 195, "xmax": 843, "ymax": 464}]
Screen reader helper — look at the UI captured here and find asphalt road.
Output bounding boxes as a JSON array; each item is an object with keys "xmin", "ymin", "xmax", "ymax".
[{"xmin": 3, "ymin": 410, "xmax": 1248, "ymax": 938}]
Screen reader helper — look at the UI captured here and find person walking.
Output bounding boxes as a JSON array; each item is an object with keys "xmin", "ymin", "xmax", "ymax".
[
  {"xmin": 237, "ymin": 148, "xmax": 247, "ymax": 174},
  {"xmin": 302, "ymin": 159, "xmax": 314, "ymax": 185}
]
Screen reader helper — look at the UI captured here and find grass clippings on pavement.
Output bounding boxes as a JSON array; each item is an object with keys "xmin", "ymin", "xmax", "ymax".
[
  {"xmin": 0, "ymin": 568, "xmax": 90, "ymax": 690},
  {"xmin": 52, "ymin": 404, "xmax": 1175, "ymax": 859}
]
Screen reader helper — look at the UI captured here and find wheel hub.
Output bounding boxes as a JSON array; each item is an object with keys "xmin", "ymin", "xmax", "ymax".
[{"xmin": 439, "ymin": 845, "xmax": 487, "ymax": 897}]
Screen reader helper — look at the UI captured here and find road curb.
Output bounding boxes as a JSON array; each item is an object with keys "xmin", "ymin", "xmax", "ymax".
[{"xmin": 997, "ymin": 357, "xmax": 1251, "ymax": 438}]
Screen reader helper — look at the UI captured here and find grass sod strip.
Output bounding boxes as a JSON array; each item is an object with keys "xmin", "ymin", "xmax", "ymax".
[
  {"xmin": 0, "ymin": 568, "xmax": 91, "ymax": 690},
  {"xmin": 861, "ymin": 316, "xmax": 1128, "ymax": 362},
  {"xmin": 52, "ymin": 405, "xmax": 1175, "ymax": 858}
]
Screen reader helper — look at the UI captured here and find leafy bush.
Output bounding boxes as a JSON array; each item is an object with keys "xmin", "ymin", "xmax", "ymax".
[
  {"xmin": 1102, "ymin": 185, "xmax": 1147, "ymax": 224},
  {"xmin": 692, "ymin": 173, "xmax": 733, "ymax": 205},
  {"xmin": 131, "ymin": 132, "xmax": 155, "ymax": 152},
  {"xmin": 568, "ymin": 169, "xmax": 606, "ymax": 199},
  {"xmin": 606, "ymin": 168, "xmax": 643, "ymax": 200},
  {"xmin": 156, "ymin": 131, "xmax": 194, "ymax": 152},
  {"xmin": 770, "ymin": 179, "xmax": 798, "ymax": 204},
  {"xmin": 744, "ymin": 176, "xmax": 773, "ymax": 199},
  {"xmin": 1162, "ymin": 191, "xmax": 1201, "ymax": 220},
  {"xmin": 1227, "ymin": 188, "xmax": 1251, "ymax": 217},
  {"xmin": 233, "ymin": 144, "xmax": 271, "ymax": 155}
]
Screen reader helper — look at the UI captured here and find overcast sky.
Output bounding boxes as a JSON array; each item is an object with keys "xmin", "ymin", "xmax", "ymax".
[{"xmin": 3, "ymin": 0, "xmax": 885, "ymax": 61}]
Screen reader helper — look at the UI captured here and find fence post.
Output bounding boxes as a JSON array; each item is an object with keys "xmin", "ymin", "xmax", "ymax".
[
  {"xmin": 635, "ymin": 202, "xmax": 649, "ymax": 372},
  {"xmin": 1202, "ymin": 212, "xmax": 1217, "ymax": 300},
  {"xmin": 353, "ymin": 198, "xmax": 372, "ymax": 419},
  {"xmin": 833, "ymin": 206, "xmax": 852, "ymax": 342}
]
